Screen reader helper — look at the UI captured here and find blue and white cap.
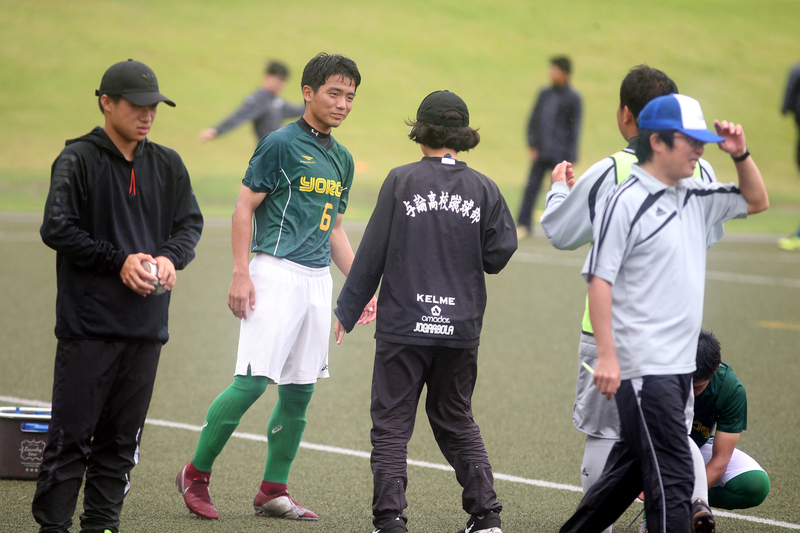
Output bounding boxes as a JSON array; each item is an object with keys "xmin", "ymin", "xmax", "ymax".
[{"xmin": 638, "ymin": 93, "xmax": 724, "ymax": 143}]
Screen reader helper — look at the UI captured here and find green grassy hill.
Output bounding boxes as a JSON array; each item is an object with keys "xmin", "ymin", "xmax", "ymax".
[{"xmin": 2, "ymin": 0, "xmax": 799, "ymax": 231}]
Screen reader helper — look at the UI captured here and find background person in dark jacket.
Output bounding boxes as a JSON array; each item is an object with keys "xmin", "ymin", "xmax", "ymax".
[
  {"xmin": 33, "ymin": 59, "xmax": 203, "ymax": 533},
  {"xmin": 782, "ymin": 61, "xmax": 800, "ymax": 174},
  {"xmin": 517, "ymin": 56, "xmax": 581, "ymax": 238},
  {"xmin": 199, "ymin": 60, "xmax": 306, "ymax": 144},
  {"xmin": 334, "ymin": 90, "xmax": 517, "ymax": 533},
  {"xmin": 778, "ymin": 61, "xmax": 800, "ymax": 250}
]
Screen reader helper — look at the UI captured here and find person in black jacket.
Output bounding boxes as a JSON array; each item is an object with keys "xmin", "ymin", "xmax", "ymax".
[
  {"xmin": 517, "ymin": 56, "xmax": 582, "ymax": 238},
  {"xmin": 334, "ymin": 90, "xmax": 517, "ymax": 533},
  {"xmin": 782, "ymin": 61, "xmax": 800, "ymax": 175},
  {"xmin": 33, "ymin": 59, "xmax": 203, "ymax": 533},
  {"xmin": 778, "ymin": 61, "xmax": 800, "ymax": 250}
]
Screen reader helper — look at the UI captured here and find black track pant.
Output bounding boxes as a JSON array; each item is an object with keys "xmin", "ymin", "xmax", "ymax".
[
  {"xmin": 32, "ymin": 339, "xmax": 161, "ymax": 533},
  {"xmin": 795, "ymin": 115, "xmax": 800, "ymax": 172},
  {"xmin": 369, "ymin": 340, "xmax": 501, "ymax": 529},
  {"xmin": 517, "ymin": 157, "xmax": 557, "ymax": 229},
  {"xmin": 560, "ymin": 374, "xmax": 693, "ymax": 533}
]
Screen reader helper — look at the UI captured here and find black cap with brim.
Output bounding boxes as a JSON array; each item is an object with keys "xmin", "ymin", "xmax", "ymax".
[
  {"xmin": 416, "ymin": 90, "xmax": 469, "ymax": 127},
  {"xmin": 96, "ymin": 59, "xmax": 176, "ymax": 107},
  {"xmin": 114, "ymin": 90, "xmax": 176, "ymax": 107}
]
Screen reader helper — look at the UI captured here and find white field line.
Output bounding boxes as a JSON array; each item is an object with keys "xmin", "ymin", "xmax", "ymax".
[{"xmin": 2, "ymin": 395, "xmax": 798, "ymax": 529}]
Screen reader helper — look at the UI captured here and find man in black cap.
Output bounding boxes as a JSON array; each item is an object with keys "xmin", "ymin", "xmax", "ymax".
[
  {"xmin": 33, "ymin": 59, "xmax": 203, "ymax": 533},
  {"xmin": 334, "ymin": 90, "xmax": 517, "ymax": 533}
]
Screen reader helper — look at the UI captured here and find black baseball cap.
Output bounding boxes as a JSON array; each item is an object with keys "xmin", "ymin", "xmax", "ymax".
[
  {"xmin": 95, "ymin": 59, "xmax": 176, "ymax": 107},
  {"xmin": 416, "ymin": 90, "xmax": 469, "ymax": 127}
]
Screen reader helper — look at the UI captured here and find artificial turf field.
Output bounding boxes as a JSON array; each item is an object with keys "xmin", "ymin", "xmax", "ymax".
[{"xmin": 1, "ymin": 214, "xmax": 799, "ymax": 532}]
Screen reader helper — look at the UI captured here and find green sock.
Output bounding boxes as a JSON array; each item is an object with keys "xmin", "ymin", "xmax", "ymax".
[
  {"xmin": 192, "ymin": 373, "xmax": 269, "ymax": 472},
  {"xmin": 708, "ymin": 469, "xmax": 770, "ymax": 510},
  {"xmin": 263, "ymin": 383, "xmax": 314, "ymax": 484}
]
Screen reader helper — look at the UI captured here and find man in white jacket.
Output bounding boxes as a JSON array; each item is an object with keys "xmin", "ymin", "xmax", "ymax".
[{"xmin": 541, "ymin": 66, "xmax": 722, "ymax": 533}]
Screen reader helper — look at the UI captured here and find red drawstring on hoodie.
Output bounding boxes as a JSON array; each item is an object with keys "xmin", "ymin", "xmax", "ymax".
[{"xmin": 129, "ymin": 168, "xmax": 136, "ymax": 196}]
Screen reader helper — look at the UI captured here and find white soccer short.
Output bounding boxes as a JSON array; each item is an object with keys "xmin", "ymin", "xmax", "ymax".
[
  {"xmin": 235, "ymin": 253, "xmax": 332, "ymax": 384},
  {"xmin": 699, "ymin": 439, "xmax": 766, "ymax": 485}
]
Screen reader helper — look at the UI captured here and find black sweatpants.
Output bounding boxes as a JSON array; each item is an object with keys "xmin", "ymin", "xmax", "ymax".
[
  {"xmin": 560, "ymin": 374, "xmax": 694, "ymax": 533},
  {"xmin": 32, "ymin": 339, "xmax": 161, "ymax": 533},
  {"xmin": 794, "ymin": 114, "xmax": 800, "ymax": 172},
  {"xmin": 517, "ymin": 157, "xmax": 557, "ymax": 229},
  {"xmin": 369, "ymin": 340, "xmax": 501, "ymax": 529}
]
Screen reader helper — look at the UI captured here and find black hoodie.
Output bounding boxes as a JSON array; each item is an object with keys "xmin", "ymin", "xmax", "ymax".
[
  {"xmin": 335, "ymin": 157, "xmax": 517, "ymax": 348},
  {"xmin": 40, "ymin": 127, "xmax": 203, "ymax": 343}
]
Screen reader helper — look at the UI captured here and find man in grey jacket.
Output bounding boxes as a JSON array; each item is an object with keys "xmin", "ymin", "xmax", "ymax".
[{"xmin": 200, "ymin": 60, "xmax": 305, "ymax": 143}]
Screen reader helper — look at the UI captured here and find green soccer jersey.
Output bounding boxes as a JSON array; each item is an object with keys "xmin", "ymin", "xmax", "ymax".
[
  {"xmin": 691, "ymin": 362, "xmax": 747, "ymax": 447},
  {"xmin": 243, "ymin": 121, "xmax": 353, "ymax": 268}
]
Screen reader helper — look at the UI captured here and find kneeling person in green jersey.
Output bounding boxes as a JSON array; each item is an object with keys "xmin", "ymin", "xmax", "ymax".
[
  {"xmin": 334, "ymin": 91, "xmax": 517, "ymax": 533},
  {"xmin": 692, "ymin": 330, "xmax": 770, "ymax": 510},
  {"xmin": 176, "ymin": 52, "xmax": 376, "ymax": 521}
]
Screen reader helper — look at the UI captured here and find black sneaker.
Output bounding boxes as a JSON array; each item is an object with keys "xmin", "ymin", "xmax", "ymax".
[
  {"xmin": 371, "ymin": 516, "xmax": 407, "ymax": 533},
  {"xmin": 690, "ymin": 498, "xmax": 715, "ymax": 533},
  {"xmin": 458, "ymin": 511, "xmax": 502, "ymax": 533}
]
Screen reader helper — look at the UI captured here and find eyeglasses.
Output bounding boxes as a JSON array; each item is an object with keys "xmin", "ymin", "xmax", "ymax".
[{"xmin": 674, "ymin": 133, "xmax": 706, "ymax": 149}]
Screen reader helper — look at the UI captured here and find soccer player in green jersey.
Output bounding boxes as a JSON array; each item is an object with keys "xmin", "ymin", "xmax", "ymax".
[
  {"xmin": 691, "ymin": 330, "xmax": 770, "ymax": 510},
  {"xmin": 176, "ymin": 52, "xmax": 376, "ymax": 521}
]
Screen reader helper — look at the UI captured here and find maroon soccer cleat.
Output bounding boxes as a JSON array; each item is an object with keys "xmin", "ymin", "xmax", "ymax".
[
  {"xmin": 175, "ymin": 463, "xmax": 219, "ymax": 520},
  {"xmin": 253, "ymin": 481, "xmax": 318, "ymax": 520}
]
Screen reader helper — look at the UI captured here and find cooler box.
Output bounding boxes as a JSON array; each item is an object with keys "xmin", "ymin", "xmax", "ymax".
[{"xmin": 0, "ymin": 406, "xmax": 51, "ymax": 480}]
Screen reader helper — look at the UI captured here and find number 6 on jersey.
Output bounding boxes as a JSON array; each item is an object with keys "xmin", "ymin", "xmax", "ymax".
[{"xmin": 320, "ymin": 202, "xmax": 333, "ymax": 231}]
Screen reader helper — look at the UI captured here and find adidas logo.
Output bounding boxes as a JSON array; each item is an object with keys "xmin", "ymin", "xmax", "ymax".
[
  {"xmin": 656, "ymin": 207, "xmax": 666, "ymax": 216},
  {"xmin": 141, "ymin": 72, "xmax": 156, "ymax": 84}
]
